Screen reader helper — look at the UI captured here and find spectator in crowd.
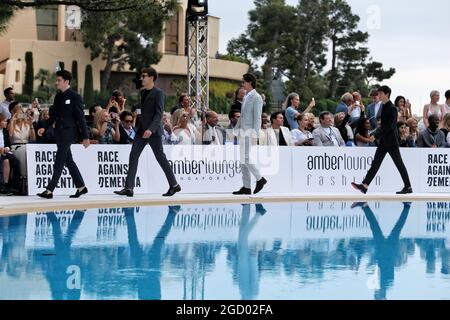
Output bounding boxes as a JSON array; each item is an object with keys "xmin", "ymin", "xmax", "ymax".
[
  {"xmin": 423, "ymin": 90, "xmax": 446, "ymax": 128},
  {"xmin": 162, "ymin": 112, "xmax": 178, "ymax": 145},
  {"xmin": 231, "ymin": 87, "xmax": 246, "ymax": 112},
  {"xmin": 26, "ymin": 108, "xmax": 37, "ymax": 124},
  {"xmin": 117, "ymin": 111, "xmax": 136, "ymax": 144},
  {"xmin": 172, "ymin": 109, "xmax": 198, "ymax": 145},
  {"xmin": 417, "ymin": 114, "xmax": 446, "ymax": 148},
  {"xmin": 349, "ymin": 92, "xmax": 364, "ymax": 127},
  {"xmin": 304, "ymin": 113, "xmax": 316, "ymax": 132},
  {"xmin": 406, "ymin": 117, "xmax": 419, "ymax": 143},
  {"xmin": 354, "ymin": 116, "xmax": 376, "ymax": 147},
  {"xmin": 261, "ymin": 112, "xmax": 270, "ymax": 129},
  {"xmin": 291, "ymin": 114, "xmax": 314, "ymax": 146},
  {"xmin": 283, "ymin": 93, "xmax": 315, "ymax": 130},
  {"xmin": 203, "ymin": 111, "xmax": 226, "ymax": 145},
  {"xmin": 226, "ymin": 109, "xmax": 240, "ymax": 144},
  {"xmin": 34, "ymin": 109, "xmax": 55, "ymax": 144},
  {"xmin": 441, "ymin": 113, "xmax": 450, "ymax": 139},
  {"xmin": 259, "ymin": 112, "xmax": 293, "ymax": 146},
  {"xmin": 367, "ymin": 89, "xmax": 383, "ymax": 130},
  {"xmin": 336, "ymin": 92, "xmax": 354, "ymax": 114},
  {"xmin": 395, "ymin": 96, "xmax": 412, "ymax": 122},
  {"xmin": 444, "ymin": 90, "xmax": 450, "ymax": 114},
  {"xmin": 105, "ymin": 90, "xmax": 126, "ymax": 113},
  {"xmin": 8, "ymin": 101, "xmax": 36, "ymax": 178},
  {"xmin": 0, "ymin": 114, "xmax": 20, "ymax": 195},
  {"xmin": 86, "ymin": 105, "xmax": 102, "ymax": 128},
  {"xmin": 0, "ymin": 87, "xmax": 14, "ymax": 120},
  {"xmin": 170, "ymin": 93, "xmax": 190, "ymax": 115},
  {"xmin": 28, "ymin": 98, "xmax": 41, "ymax": 122},
  {"xmin": 313, "ymin": 111, "xmax": 345, "ymax": 147},
  {"xmin": 398, "ymin": 121, "xmax": 416, "ymax": 148},
  {"xmin": 261, "ymin": 93, "xmax": 268, "ymax": 113},
  {"xmin": 91, "ymin": 109, "xmax": 120, "ymax": 144},
  {"xmin": 334, "ymin": 112, "xmax": 354, "ymax": 146}
]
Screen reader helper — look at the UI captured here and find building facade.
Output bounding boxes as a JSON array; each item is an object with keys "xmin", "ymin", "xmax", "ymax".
[{"xmin": 0, "ymin": 1, "xmax": 248, "ymax": 100}]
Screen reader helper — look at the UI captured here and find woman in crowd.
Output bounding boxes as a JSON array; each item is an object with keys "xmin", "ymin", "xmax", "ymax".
[
  {"xmin": 91, "ymin": 109, "xmax": 120, "ymax": 144},
  {"xmin": 34, "ymin": 109, "xmax": 55, "ymax": 144},
  {"xmin": 8, "ymin": 101, "xmax": 36, "ymax": 178},
  {"xmin": 304, "ymin": 113, "xmax": 316, "ymax": 133},
  {"xmin": 395, "ymin": 96, "xmax": 412, "ymax": 122},
  {"xmin": 291, "ymin": 114, "xmax": 314, "ymax": 146},
  {"xmin": 406, "ymin": 118, "xmax": 420, "ymax": 143},
  {"xmin": 283, "ymin": 93, "xmax": 315, "ymax": 130},
  {"xmin": 334, "ymin": 112, "xmax": 354, "ymax": 146},
  {"xmin": 354, "ymin": 117, "xmax": 375, "ymax": 147},
  {"xmin": 441, "ymin": 113, "xmax": 450, "ymax": 140},
  {"xmin": 423, "ymin": 90, "xmax": 446, "ymax": 128},
  {"xmin": 172, "ymin": 109, "xmax": 198, "ymax": 145},
  {"xmin": 398, "ymin": 121, "xmax": 416, "ymax": 148}
]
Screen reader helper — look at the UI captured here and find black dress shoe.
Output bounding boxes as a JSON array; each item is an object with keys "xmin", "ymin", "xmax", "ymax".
[
  {"xmin": 396, "ymin": 187, "xmax": 413, "ymax": 195},
  {"xmin": 255, "ymin": 204, "xmax": 267, "ymax": 216},
  {"xmin": 233, "ymin": 187, "xmax": 251, "ymax": 195},
  {"xmin": 70, "ymin": 187, "xmax": 88, "ymax": 198},
  {"xmin": 163, "ymin": 185, "xmax": 181, "ymax": 197},
  {"xmin": 253, "ymin": 177, "xmax": 267, "ymax": 194},
  {"xmin": 351, "ymin": 182, "xmax": 368, "ymax": 194},
  {"xmin": 114, "ymin": 188, "xmax": 134, "ymax": 197},
  {"xmin": 37, "ymin": 190, "xmax": 53, "ymax": 199}
]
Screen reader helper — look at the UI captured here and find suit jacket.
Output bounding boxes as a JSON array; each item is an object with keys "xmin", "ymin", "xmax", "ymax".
[
  {"xmin": 374, "ymin": 100, "xmax": 399, "ymax": 149},
  {"xmin": 137, "ymin": 87, "xmax": 164, "ymax": 137},
  {"xmin": 417, "ymin": 129, "xmax": 446, "ymax": 148},
  {"xmin": 118, "ymin": 124, "xmax": 136, "ymax": 144},
  {"xmin": 234, "ymin": 90, "xmax": 263, "ymax": 138},
  {"xmin": 367, "ymin": 102, "xmax": 383, "ymax": 130},
  {"xmin": 312, "ymin": 126, "xmax": 346, "ymax": 147},
  {"xmin": 203, "ymin": 124, "xmax": 226, "ymax": 145},
  {"xmin": 259, "ymin": 126, "xmax": 293, "ymax": 146},
  {"xmin": 47, "ymin": 88, "xmax": 89, "ymax": 143}
]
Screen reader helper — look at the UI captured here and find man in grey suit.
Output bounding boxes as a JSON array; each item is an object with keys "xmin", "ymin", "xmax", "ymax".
[
  {"xmin": 367, "ymin": 89, "xmax": 383, "ymax": 130},
  {"xmin": 312, "ymin": 111, "xmax": 346, "ymax": 147},
  {"xmin": 233, "ymin": 73, "xmax": 267, "ymax": 195},
  {"xmin": 114, "ymin": 67, "xmax": 180, "ymax": 197}
]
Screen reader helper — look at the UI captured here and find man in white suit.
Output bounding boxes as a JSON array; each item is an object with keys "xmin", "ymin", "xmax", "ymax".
[
  {"xmin": 259, "ymin": 112, "xmax": 294, "ymax": 146},
  {"xmin": 233, "ymin": 73, "xmax": 267, "ymax": 195}
]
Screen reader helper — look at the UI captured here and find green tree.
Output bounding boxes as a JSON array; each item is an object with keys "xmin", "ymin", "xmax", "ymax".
[
  {"xmin": 80, "ymin": 0, "xmax": 177, "ymax": 92},
  {"xmin": 23, "ymin": 51, "xmax": 34, "ymax": 96},
  {"xmin": 34, "ymin": 69, "xmax": 51, "ymax": 91},
  {"xmin": 84, "ymin": 64, "xmax": 94, "ymax": 107},
  {"xmin": 71, "ymin": 60, "xmax": 78, "ymax": 91},
  {"xmin": 0, "ymin": 3, "xmax": 15, "ymax": 34}
]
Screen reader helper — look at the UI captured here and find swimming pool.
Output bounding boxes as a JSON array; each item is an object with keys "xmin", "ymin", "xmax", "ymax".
[{"xmin": 1, "ymin": 201, "xmax": 449, "ymax": 300}]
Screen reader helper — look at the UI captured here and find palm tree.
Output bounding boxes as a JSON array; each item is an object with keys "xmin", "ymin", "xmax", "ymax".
[{"xmin": 35, "ymin": 69, "xmax": 51, "ymax": 92}]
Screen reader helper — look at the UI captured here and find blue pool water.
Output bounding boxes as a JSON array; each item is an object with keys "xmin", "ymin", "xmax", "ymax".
[{"xmin": 1, "ymin": 201, "xmax": 449, "ymax": 300}]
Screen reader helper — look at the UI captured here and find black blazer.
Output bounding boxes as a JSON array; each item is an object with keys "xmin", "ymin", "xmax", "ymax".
[
  {"xmin": 47, "ymin": 88, "xmax": 89, "ymax": 143},
  {"xmin": 137, "ymin": 87, "xmax": 164, "ymax": 137},
  {"xmin": 2, "ymin": 128, "xmax": 11, "ymax": 148},
  {"xmin": 375, "ymin": 100, "xmax": 399, "ymax": 148}
]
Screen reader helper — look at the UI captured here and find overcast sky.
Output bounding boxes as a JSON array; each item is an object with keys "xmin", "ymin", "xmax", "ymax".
[{"xmin": 209, "ymin": 0, "xmax": 450, "ymax": 115}]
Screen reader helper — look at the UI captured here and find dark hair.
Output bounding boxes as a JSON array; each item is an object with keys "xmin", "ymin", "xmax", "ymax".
[
  {"xmin": 270, "ymin": 111, "xmax": 283, "ymax": 124},
  {"xmin": 445, "ymin": 90, "xmax": 450, "ymax": 100},
  {"xmin": 377, "ymin": 85, "xmax": 392, "ymax": 98},
  {"xmin": 178, "ymin": 93, "xmax": 189, "ymax": 104},
  {"xmin": 9, "ymin": 101, "xmax": 20, "ymax": 114},
  {"xmin": 142, "ymin": 67, "xmax": 158, "ymax": 81},
  {"xmin": 120, "ymin": 110, "xmax": 133, "ymax": 121},
  {"xmin": 89, "ymin": 105, "xmax": 100, "ymax": 116},
  {"xmin": 109, "ymin": 106, "xmax": 119, "ymax": 114},
  {"xmin": 3, "ymin": 87, "xmax": 13, "ymax": 97},
  {"xmin": 228, "ymin": 109, "xmax": 240, "ymax": 120},
  {"xmin": 296, "ymin": 113, "xmax": 307, "ymax": 122},
  {"xmin": 319, "ymin": 111, "xmax": 332, "ymax": 121},
  {"xmin": 369, "ymin": 89, "xmax": 379, "ymax": 97},
  {"xmin": 394, "ymin": 96, "xmax": 406, "ymax": 107},
  {"xmin": 428, "ymin": 114, "xmax": 440, "ymax": 124},
  {"xmin": 397, "ymin": 121, "xmax": 407, "ymax": 129},
  {"xmin": 355, "ymin": 117, "xmax": 370, "ymax": 137},
  {"xmin": 56, "ymin": 70, "xmax": 72, "ymax": 83},
  {"xmin": 112, "ymin": 90, "xmax": 123, "ymax": 100},
  {"xmin": 243, "ymin": 73, "xmax": 257, "ymax": 89}
]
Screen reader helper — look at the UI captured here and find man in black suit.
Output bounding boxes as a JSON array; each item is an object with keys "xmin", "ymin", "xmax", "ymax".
[
  {"xmin": 352, "ymin": 86, "xmax": 412, "ymax": 194},
  {"xmin": 37, "ymin": 70, "xmax": 90, "ymax": 199},
  {"xmin": 114, "ymin": 67, "xmax": 180, "ymax": 197}
]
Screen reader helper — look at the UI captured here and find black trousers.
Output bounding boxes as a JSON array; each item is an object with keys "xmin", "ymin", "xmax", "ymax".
[
  {"xmin": 46, "ymin": 142, "xmax": 85, "ymax": 192},
  {"xmin": 125, "ymin": 134, "xmax": 178, "ymax": 189},
  {"xmin": 1, "ymin": 153, "xmax": 20, "ymax": 189},
  {"xmin": 363, "ymin": 145, "xmax": 411, "ymax": 188}
]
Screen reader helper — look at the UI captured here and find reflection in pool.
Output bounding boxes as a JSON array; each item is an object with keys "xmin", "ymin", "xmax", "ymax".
[{"xmin": 1, "ymin": 201, "xmax": 449, "ymax": 300}]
